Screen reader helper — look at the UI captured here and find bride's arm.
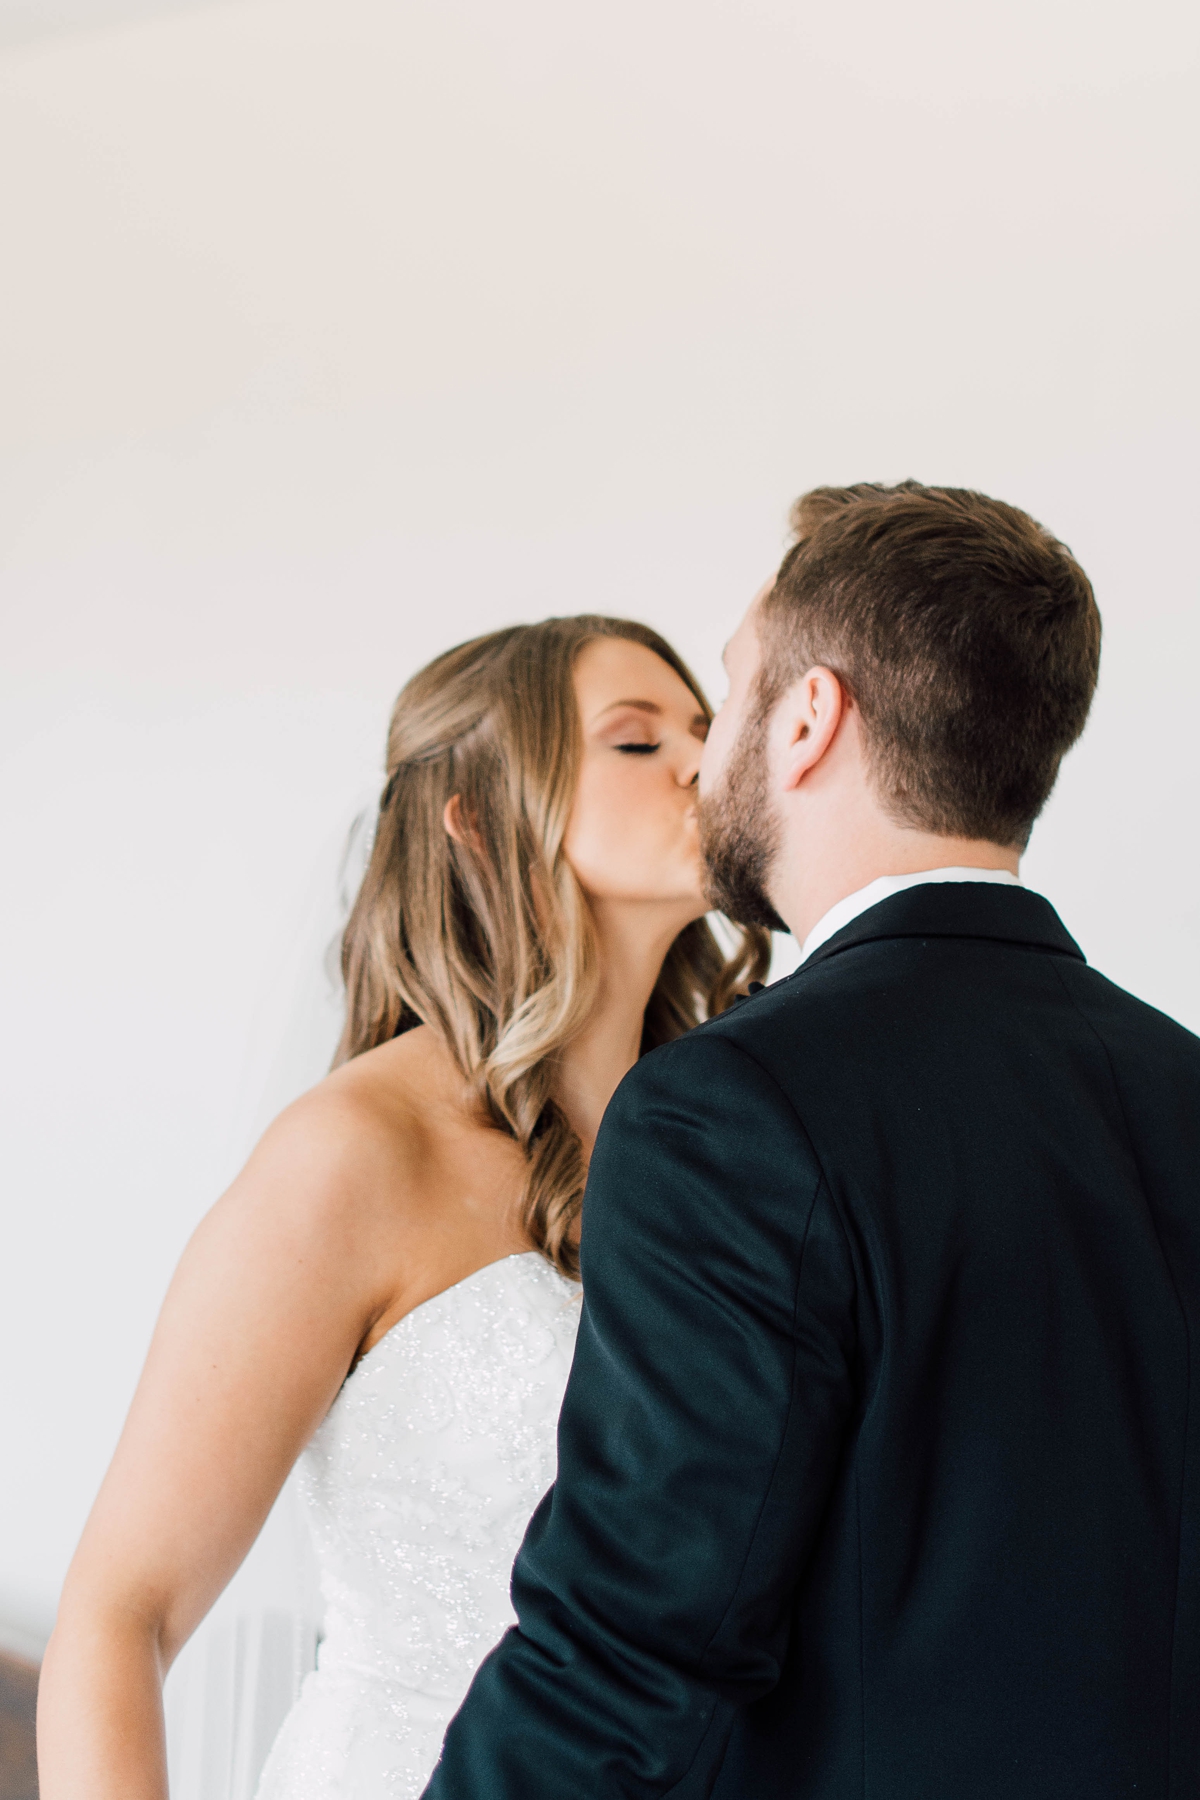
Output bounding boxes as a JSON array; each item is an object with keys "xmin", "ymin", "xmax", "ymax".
[{"xmin": 36, "ymin": 1087, "xmax": 405, "ymax": 1800}]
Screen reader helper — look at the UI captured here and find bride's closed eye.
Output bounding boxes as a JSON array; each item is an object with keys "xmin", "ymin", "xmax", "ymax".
[{"xmin": 615, "ymin": 740, "xmax": 661, "ymax": 756}]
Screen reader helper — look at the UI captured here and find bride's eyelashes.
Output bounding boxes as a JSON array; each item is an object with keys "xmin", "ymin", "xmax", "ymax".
[{"xmin": 615, "ymin": 741, "xmax": 661, "ymax": 756}]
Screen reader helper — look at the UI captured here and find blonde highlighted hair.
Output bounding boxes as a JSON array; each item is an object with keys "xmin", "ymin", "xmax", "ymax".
[{"xmin": 336, "ymin": 616, "xmax": 770, "ymax": 1278}]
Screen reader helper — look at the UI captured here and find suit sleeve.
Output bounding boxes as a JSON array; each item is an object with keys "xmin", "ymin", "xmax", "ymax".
[{"xmin": 421, "ymin": 1026, "xmax": 858, "ymax": 1798}]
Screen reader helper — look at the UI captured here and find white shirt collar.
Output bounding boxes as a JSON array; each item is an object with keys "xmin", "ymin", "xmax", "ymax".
[{"xmin": 799, "ymin": 867, "xmax": 1023, "ymax": 963}]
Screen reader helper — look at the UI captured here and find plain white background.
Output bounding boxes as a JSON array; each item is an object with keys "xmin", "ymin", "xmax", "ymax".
[{"xmin": 1, "ymin": 0, "xmax": 1197, "ymax": 1646}]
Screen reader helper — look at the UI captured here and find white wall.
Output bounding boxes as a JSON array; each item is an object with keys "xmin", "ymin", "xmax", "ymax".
[{"xmin": 1, "ymin": 0, "xmax": 1197, "ymax": 1641}]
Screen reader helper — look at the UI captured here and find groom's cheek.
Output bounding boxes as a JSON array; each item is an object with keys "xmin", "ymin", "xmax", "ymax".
[{"xmin": 698, "ymin": 712, "xmax": 731, "ymax": 796}]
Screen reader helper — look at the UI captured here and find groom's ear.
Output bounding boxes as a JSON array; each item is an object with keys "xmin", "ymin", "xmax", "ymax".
[{"xmin": 776, "ymin": 666, "xmax": 847, "ymax": 792}]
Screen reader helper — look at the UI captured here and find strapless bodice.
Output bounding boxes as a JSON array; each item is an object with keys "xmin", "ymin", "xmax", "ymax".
[{"xmin": 255, "ymin": 1251, "xmax": 581, "ymax": 1799}]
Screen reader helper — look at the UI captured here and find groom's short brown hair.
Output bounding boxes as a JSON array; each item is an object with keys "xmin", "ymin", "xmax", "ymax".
[{"xmin": 759, "ymin": 481, "xmax": 1101, "ymax": 848}]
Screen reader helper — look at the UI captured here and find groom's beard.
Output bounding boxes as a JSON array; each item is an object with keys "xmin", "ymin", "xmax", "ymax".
[{"xmin": 698, "ymin": 717, "xmax": 789, "ymax": 934}]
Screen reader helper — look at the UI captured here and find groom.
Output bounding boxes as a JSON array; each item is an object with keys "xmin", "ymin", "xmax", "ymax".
[{"xmin": 424, "ymin": 482, "xmax": 1200, "ymax": 1797}]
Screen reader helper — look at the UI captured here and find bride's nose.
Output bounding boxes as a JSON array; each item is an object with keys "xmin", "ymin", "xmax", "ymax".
[{"xmin": 677, "ymin": 741, "xmax": 703, "ymax": 788}]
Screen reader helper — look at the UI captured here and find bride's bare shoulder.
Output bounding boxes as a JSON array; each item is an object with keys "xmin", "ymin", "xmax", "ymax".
[
  {"xmin": 226, "ymin": 1028, "xmax": 526, "ymax": 1310},
  {"xmin": 239, "ymin": 1025, "xmax": 474, "ymax": 1223},
  {"xmin": 201, "ymin": 1028, "xmax": 526, "ymax": 1352}
]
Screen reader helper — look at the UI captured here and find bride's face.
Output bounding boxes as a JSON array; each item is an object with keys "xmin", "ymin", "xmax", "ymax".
[{"xmin": 563, "ymin": 637, "xmax": 709, "ymax": 924}]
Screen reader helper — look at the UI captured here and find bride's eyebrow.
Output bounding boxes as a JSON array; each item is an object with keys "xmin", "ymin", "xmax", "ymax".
[{"xmin": 593, "ymin": 699, "xmax": 662, "ymax": 719}]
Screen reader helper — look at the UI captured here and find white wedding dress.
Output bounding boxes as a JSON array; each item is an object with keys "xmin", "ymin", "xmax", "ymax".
[{"xmin": 253, "ymin": 1251, "xmax": 581, "ymax": 1800}]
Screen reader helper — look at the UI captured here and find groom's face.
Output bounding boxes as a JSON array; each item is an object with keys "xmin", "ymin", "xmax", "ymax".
[{"xmin": 698, "ymin": 592, "xmax": 788, "ymax": 933}]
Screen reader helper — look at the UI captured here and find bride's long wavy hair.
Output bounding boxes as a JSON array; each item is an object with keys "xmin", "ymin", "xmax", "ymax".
[{"xmin": 335, "ymin": 616, "xmax": 771, "ymax": 1278}]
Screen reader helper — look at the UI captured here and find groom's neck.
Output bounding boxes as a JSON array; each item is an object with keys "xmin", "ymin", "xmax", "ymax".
[{"xmin": 769, "ymin": 792, "xmax": 1020, "ymax": 947}]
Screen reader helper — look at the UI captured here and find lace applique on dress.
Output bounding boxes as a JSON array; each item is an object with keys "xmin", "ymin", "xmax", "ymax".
[{"xmin": 254, "ymin": 1252, "xmax": 581, "ymax": 1800}]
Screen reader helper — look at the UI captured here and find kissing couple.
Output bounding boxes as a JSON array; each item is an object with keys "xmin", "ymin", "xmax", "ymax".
[{"xmin": 40, "ymin": 481, "xmax": 1200, "ymax": 1799}]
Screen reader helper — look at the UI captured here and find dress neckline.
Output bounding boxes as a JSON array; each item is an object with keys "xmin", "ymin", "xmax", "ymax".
[{"xmin": 350, "ymin": 1250, "xmax": 571, "ymax": 1379}]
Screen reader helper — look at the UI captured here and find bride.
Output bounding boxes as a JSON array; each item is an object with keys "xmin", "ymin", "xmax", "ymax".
[{"xmin": 37, "ymin": 614, "xmax": 768, "ymax": 1798}]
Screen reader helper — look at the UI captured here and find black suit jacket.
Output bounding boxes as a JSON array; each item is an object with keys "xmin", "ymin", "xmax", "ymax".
[{"xmin": 423, "ymin": 885, "xmax": 1200, "ymax": 1798}]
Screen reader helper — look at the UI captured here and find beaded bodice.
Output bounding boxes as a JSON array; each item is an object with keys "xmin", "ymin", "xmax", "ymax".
[{"xmin": 255, "ymin": 1252, "xmax": 580, "ymax": 1799}]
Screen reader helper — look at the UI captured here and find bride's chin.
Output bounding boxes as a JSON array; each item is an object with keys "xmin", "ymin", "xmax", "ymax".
[{"xmin": 680, "ymin": 885, "xmax": 712, "ymax": 923}]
